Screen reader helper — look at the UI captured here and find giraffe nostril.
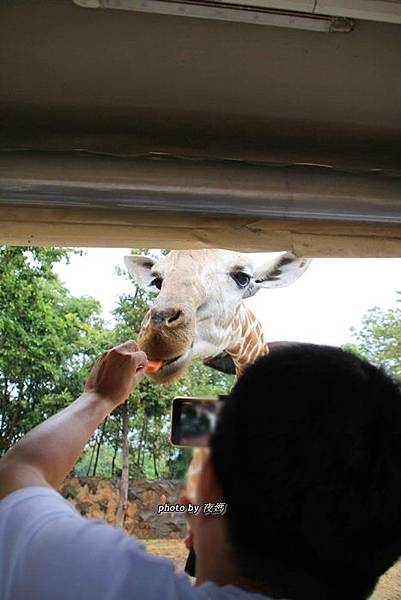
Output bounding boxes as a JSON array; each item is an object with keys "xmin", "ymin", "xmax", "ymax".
[
  {"xmin": 150, "ymin": 308, "xmax": 183, "ymax": 327},
  {"xmin": 167, "ymin": 310, "xmax": 182, "ymax": 325}
]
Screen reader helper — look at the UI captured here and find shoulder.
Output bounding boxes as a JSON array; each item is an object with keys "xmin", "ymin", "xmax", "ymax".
[
  {"xmin": 0, "ymin": 486, "xmax": 195, "ymax": 600},
  {"xmin": 0, "ymin": 488, "xmax": 269, "ymax": 600},
  {"xmin": 0, "ymin": 485, "xmax": 76, "ymax": 533}
]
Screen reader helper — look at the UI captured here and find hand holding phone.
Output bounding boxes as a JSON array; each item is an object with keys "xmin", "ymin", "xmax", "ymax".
[{"xmin": 171, "ymin": 395, "xmax": 227, "ymax": 577}]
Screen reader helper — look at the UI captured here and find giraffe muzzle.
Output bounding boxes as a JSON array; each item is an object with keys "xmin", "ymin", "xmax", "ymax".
[
  {"xmin": 150, "ymin": 307, "xmax": 184, "ymax": 328},
  {"xmin": 144, "ymin": 345, "xmax": 194, "ymax": 383}
]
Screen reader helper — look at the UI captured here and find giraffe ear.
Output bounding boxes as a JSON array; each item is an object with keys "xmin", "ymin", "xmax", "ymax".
[
  {"xmin": 252, "ymin": 252, "xmax": 311, "ymax": 292},
  {"xmin": 124, "ymin": 255, "xmax": 157, "ymax": 288}
]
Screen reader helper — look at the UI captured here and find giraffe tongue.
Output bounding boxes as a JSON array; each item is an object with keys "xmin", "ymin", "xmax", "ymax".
[
  {"xmin": 144, "ymin": 360, "xmax": 164, "ymax": 373},
  {"xmin": 145, "ymin": 353, "xmax": 187, "ymax": 373}
]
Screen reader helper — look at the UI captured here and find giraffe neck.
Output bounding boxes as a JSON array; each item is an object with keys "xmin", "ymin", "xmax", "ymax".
[
  {"xmin": 186, "ymin": 303, "xmax": 268, "ymax": 499},
  {"xmin": 224, "ymin": 303, "xmax": 268, "ymax": 378}
]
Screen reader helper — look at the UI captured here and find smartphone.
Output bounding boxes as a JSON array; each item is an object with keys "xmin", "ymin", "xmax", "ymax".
[{"xmin": 170, "ymin": 396, "xmax": 225, "ymax": 447}]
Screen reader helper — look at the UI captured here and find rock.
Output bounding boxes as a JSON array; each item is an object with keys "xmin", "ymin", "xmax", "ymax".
[{"xmin": 59, "ymin": 477, "xmax": 187, "ymax": 539}]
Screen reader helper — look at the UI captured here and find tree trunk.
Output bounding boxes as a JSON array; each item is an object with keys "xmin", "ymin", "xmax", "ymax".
[
  {"xmin": 0, "ymin": 376, "xmax": 9, "ymax": 441},
  {"xmin": 153, "ymin": 443, "xmax": 159, "ymax": 478},
  {"xmin": 140, "ymin": 417, "xmax": 148, "ymax": 472},
  {"xmin": 92, "ymin": 417, "xmax": 107, "ymax": 476},
  {"xmin": 136, "ymin": 412, "xmax": 149, "ymax": 473},
  {"xmin": 111, "ymin": 437, "xmax": 119, "ymax": 478},
  {"xmin": 115, "ymin": 400, "xmax": 129, "ymax": 529},
  {"xmin": 86, "ymin": 441, "xmax": 96, "ymax": 476}
]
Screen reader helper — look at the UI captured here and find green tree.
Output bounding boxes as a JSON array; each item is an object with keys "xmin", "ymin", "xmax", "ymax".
[
  {"xmin": 0, "ymin": 246, "xmax": 234, "ymax": 483},
  {"xmin": 0, "ymin": 246, "xmax": 113, "ymax": 455},
  {"xmin": 347, "ymin": 292, "xmax": 401, "ymax": 377}
]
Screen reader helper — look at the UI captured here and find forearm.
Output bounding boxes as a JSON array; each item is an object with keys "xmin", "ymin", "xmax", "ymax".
[{"xmin": 0, "ymin": 392, "xmax": 111, "ymax": 499}]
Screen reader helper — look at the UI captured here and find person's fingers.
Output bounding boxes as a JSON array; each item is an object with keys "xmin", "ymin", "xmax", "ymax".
[
  {"xmin": 184, "ymin": 531, "xmax": 193, "ymax": 551},
  {"xmin": 132, "ymin": 368, "xmax": 146, "ymax": 386},
  {"xmin": 179, "ymin": 494, "xmax": 192, "ymax": 506},
  {"xmin": 84, "ymin": 342, "xmax": 149, "ymax": 406},
  {"xmin": 114, "ymin": 340, "xmax": 140, "ymax": 353},
  {"xmin": 108, "ymin": 344, "xmax": 148, "ymax": 372},
  {"xmin": 104, "ymin": 345, "xmax": 146, "ymax": 372},
  {"xmin": 132, "ymin": 351, "xmax": 148, "ymax": 371}
]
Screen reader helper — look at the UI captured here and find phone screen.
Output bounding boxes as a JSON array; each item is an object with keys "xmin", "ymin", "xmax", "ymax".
[{"xmin": 171, "ymin": 397, "xmax": 221, "ymax": 447}]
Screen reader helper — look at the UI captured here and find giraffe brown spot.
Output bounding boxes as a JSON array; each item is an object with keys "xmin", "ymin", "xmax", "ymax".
[
  {"xmin": 279, "ymin": 255, "xmax": 295, "ymax": 267},
  {"xmin": 229, "ymin": 344, "xmax": 241, "ymax": 355}
]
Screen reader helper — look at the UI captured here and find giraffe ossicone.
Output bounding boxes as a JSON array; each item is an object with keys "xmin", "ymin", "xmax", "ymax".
[{"xmin": 124, "ymin": 249, "xmax": 311, "ymax": 383}]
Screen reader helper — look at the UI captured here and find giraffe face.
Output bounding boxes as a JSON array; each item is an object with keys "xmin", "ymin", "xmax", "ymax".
[
  {"xmin": 124, "ymin": 249, "xmax": 311, "ymax": 383},
  {"xmin": 124, "ymin": 250, "xmax": 252, "ymax": 382}
]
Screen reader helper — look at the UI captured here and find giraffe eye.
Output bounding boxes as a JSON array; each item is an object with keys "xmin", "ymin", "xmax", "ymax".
[
  {"xmin": 150, "ymin": 277, "xmax": 163, "ymax": 290},
  {"xmin": 231, "ymin": 272, "xmax": 251, "ymax": 288}
]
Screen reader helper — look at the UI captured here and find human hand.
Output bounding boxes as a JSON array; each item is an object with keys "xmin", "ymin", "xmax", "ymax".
[{"xmin": 84, "ymin": 340, "xmax": 148, "ymax": 408}]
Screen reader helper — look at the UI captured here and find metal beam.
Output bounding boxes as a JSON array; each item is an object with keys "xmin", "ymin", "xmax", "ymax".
[
  {"xmin": 1, "ymin": 153, "xmax": 400, "ymax": 224},
  {"xmin": 73, "ymin": 0, "xmax": 401, "ymax": 25}
]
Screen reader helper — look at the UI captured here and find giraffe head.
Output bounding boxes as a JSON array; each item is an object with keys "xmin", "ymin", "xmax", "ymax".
[{"xmin": 124, "ymin": 249, "xmax": 310, "ymax": 383}]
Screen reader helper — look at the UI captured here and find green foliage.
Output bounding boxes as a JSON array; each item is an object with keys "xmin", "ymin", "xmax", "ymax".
[
  {"xmin": 4, "ymin": 245, "xmax": 400, "ymax": 483},
  {"xmin": 348, "ymin": 292, "xmax": 401, "ymax": 377},
  {"xmin": 0, "ymin": 246, "xmax": 114, "ymax": 454},
  {"xmin": 74, "ymin": 444, "xmax": 123, "ymax": 478},
  {"xmin": 0, "ymin": 245, "xmax": 233, "ymax": 480},
  {"xmin": 168, "ymin": 447, "xmax": 193, "ymax": 480}
]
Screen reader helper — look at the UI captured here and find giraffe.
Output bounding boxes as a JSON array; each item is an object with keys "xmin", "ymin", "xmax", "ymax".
[
  {"xmin": 124, "ymin": 249, "xmax": 310, "ymax": 383},
  {"xmin": 124, "ymin": 249, "xmax": 311, "ymax": 497}
]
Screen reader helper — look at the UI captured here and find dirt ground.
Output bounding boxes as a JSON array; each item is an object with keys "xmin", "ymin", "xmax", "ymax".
[
  {"xmin": 145, "ymin": 540, "xmax": 401, "ymax": 599},
  {"xmin": 144, "ymin": 539, "xmax": 188, "ymax": 574}
]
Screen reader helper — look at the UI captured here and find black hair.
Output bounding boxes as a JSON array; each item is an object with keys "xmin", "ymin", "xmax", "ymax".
[{"xmin": 210, "ymin": 344, "xmax": 401, "ymax": 600}]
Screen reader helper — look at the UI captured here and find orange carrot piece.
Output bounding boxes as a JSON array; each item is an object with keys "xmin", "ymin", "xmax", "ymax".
[{"xmin": 145, "ymin": 360, "xmax": 163, "ymax": 373}]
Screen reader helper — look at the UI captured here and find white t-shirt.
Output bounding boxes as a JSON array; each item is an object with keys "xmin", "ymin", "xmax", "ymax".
[{"xmin": 0, "ymin": 487, "xmax": 271, "ymax": 600}]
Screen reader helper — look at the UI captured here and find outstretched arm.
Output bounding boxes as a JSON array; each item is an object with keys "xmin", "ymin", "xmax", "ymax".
[{"xmin": 0, "ymin": 341, "xmax": 147, "ymax": 501}]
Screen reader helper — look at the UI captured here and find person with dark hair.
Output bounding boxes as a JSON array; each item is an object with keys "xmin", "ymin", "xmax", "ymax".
[
  {"xmin": 207, "ymin": 344, "xmax": 401, "ymax": 600},
  {"xmin": 0, "ymin": 341, "xmax": 400, "ymax": 599}
]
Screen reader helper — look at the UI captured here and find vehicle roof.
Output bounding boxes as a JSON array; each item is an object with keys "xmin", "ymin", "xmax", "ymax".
[{"xmin": 1, "ymin": 0, "xmax": 400, "ymax": 254}]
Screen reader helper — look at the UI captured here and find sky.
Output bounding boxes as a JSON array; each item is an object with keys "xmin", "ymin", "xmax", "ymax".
[{"xmin": 53, "ymin": 248, "xmax": 401, "ymax": 347}]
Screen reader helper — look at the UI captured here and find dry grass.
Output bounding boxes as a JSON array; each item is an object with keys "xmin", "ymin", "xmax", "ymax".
[
  {"xmin": 144, "ymin": 539, "xmax": 188, "ymax": 561},
  {"xmin": 144, "ymin": 539, "xmax": 188, "ymax": 572}
]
